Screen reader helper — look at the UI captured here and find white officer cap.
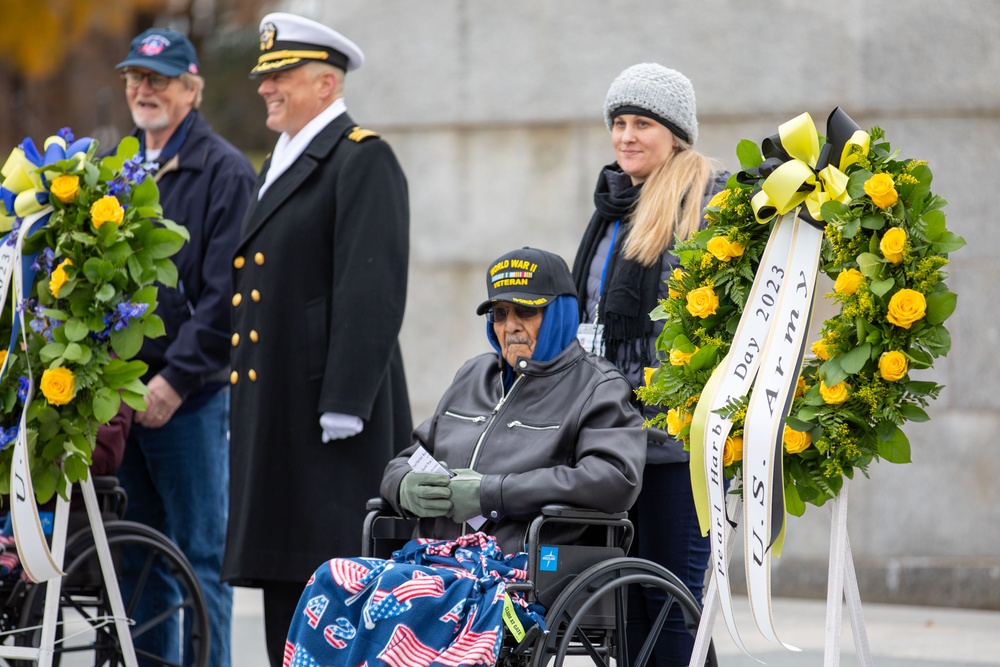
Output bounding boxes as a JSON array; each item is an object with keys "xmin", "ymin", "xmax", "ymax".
[{"xmin": 251, "ymin": 12, "xmax": 365, "ymax": 77}]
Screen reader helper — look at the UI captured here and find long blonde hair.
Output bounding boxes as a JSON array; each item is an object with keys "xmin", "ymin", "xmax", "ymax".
[{"xmin": 621, "ymin": 141, "xmax": 715, "ymax": 267}]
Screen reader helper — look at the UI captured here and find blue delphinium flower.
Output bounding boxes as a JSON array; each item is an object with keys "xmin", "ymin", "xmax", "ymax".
[
  {"xmin": 107, "ymin": 179, "xmax": 126, "ymax": 198},
  {"xmin": 16, "ymin": 376, "xmax": 29, "ymax": 404},
  {"xmin": 102, "ymin": 301, "xmax": 149, "ymax": 335},
  {"xmin": 0, "ymin": 425, "xmax": 18, "ymax": 450},
  {"xmin": 31, "ymin": 247, "xmax": 56, "ymax": 273},
  {"xmin": 6, "ymin": 218, "xmax": 20, "ymax": 247}
]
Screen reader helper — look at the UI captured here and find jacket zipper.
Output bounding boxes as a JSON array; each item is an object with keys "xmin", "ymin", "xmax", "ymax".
[
  {"xmin": 443, "ymin": 411, "xmax": 488, "ymax": 423},
  {"xmin": 469, "ymin": 375, "xmax": 523, "ymax": 469},
  {"xmin": 463, "ymin": 374, "xmax": 524, "ymax": 532},
  {"xmin": 506, "ymin": 420, "xmax": 559, "ymax": 431}
]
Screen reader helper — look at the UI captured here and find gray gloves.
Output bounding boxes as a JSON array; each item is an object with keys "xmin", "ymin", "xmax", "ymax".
[
  {"xmin": 399, "ymin": 472, "xmax": 452, "ymax": 517},
  {"xmin": 447, "ymin": 468, "xmax": 483, "ymax": 524}
]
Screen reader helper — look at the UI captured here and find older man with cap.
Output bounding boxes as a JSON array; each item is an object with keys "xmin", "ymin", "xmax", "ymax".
[
  {"xmin": 380, "ymin": 247, "xmax": 645, "ymax": 554},
  {"xmin": 279, "ymin": 247, "xmax": 645, "ymax": 664},
  {"xmin": 113, "ymin": 26, "xmax": 256, "ymax": 667},
  {"xmin": 223, "ymin": 13, "xmax": 411, "ymax": 663}
]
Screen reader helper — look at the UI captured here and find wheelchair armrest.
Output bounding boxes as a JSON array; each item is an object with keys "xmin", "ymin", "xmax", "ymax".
[
  {"xmin": 540, "ymin": 504, "xmax": 628, "ymax": 521},
  {"xmin": 366, "ymin": 497, "xmax": 393, "ymax": 512},
  {"xmin": 362, "ymin": 497, "xmax": 412, "ymax": 558}
]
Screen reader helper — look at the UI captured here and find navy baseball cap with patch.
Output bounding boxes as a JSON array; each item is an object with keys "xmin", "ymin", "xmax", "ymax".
[
  {"xmin": 476, "ymin": 247, "xmax": 578, "ymax": 315},
  {"xmin": 116, "ymin": 28, "xmax": 199, "ymax": 77},
  {"xmin": 251, "ymin": 12, "xmax": 364, "ymax": 77}
]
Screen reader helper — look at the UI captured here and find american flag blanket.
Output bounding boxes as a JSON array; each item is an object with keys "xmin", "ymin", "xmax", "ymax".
[{"xmin": 284, "ymin": 532, "xmax": 546, "ymax": 667}]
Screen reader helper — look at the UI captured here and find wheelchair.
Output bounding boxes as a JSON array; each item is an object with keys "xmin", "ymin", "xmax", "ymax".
[
  {"xmin": 363, "ymin": 498, "xmax": 718, "ymax": 667},
  {"xmin": 0, "ymin": 476, "xmax": 210, "ymax": 667}
]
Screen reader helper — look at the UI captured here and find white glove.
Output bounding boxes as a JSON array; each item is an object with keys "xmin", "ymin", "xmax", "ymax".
[{"xmin": 320, "ymin": 412, "xmax": 364, "ymax": 442}]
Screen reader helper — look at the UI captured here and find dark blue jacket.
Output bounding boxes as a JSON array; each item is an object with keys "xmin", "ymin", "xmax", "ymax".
[{"xmin": 134, "ymin": 111, "xmax": 256, "ymax": 410}]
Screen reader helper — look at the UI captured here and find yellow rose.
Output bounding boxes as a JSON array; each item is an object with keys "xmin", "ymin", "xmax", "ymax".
[
  {"xmin": 864, "ymin": 173, "xmax": 898, "ymax": 209},
  {"xmin": 666, "ymin": 408, "xmax": 692, "ymax": 436},
  {"xmin": 49, "ymin": 258, "xmax": 73, "ymax": 298},
  {"xmin": 783, "ymin": 425, "xmax": 812, "ymax": 454},
  {"xmin": 723, "ymin": 435, "xmax": 744, "ymax": 466},
  {"xmin": 50, "ymin": 174, "xmax": 80, "ymax": 204},
  {"xmin": 878, "ymin": 350, "xmax": 909, "ymax": 382},
  {"xmin": 668, "ymin": 268, "xmax": 684, "ymax": 298},
  {"xmin": 794, "ymin": 376, "xmax": 807, "ymax": 399},
  {"xmin": 819, "ymin": 380, "xmax": 849, "ymax": 405},
  {"xmin": 834, "ymin": 268, "xmax": 864, "ymax": 296},
  {"xmin": 707, "ymin": 189, "xmax": 729, "ymax": 208},
  {"xmin": 887, "ymin": 289, "xmax": 927, "ymax": 329},
  {"xmin": 90, "ymin": 195, "xmax": 125, "ymax": 229},
  {"xmin": 706, "ymin": 236, "xmax": 745, "ymax": 262},
  {"xmin": 880, "ymin": 227, "xmax": 907, "ymax": 264},
  {"xmin": 40, "ymin": 366, "xmax": 75, "ymax": 406},
  {"xmin": 669, "ymin": 346, "xmax": 698, "ymax": 366},
  {"xmin": 685, "ymin": 286, "xmax": 719, "ymax": 318},
  {"xmin": 644, "ymin": 366, "xmax": 656, "ymax": 387},
  {"xmin": 811, "ymin": 338, "xmax": 831, "ymax": 360}
]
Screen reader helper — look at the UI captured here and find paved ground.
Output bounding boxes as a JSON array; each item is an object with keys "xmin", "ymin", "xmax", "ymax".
[{"xmin": 233, "ymin": 587, "xmax": 1000, "ymax": 666}]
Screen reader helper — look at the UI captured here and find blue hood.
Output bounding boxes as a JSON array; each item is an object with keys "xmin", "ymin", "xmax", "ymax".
[{"xmin": 487, "ymin": 295, "xmax": 580, "ymax": 387}]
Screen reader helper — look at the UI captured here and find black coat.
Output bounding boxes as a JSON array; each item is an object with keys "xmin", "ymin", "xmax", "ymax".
[{"xmin": 223, "ymin": 112, "xmax": 412, "ymax": 584}]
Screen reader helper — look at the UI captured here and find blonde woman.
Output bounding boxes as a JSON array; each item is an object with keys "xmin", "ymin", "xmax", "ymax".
[{"xmin": 571, "ymin": 63, "xmax": 727, "ymax": 667}]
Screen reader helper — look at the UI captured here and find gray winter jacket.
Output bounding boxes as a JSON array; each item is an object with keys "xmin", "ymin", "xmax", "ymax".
[{"xmin": 381, "ymin": 342, "xmax": 646, "ymax": 554}]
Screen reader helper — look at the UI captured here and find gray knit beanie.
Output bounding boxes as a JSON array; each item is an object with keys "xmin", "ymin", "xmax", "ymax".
[{"xmin": 604, "ymin": 63, "xmax": 698, "ymax": 145}]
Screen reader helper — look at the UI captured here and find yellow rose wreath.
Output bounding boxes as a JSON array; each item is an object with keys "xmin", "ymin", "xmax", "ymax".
[{"xmin": 638, "ymin": 121, "xmax": 964, "ymax": 514}]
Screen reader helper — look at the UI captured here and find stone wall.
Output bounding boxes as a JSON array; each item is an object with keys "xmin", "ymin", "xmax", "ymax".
[{"xmin": 308, "ymin": 0, "xmax": 1000, "ymax": 607}]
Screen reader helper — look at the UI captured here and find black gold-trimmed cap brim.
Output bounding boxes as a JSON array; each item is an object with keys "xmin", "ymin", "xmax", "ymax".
[{"xmin": 250, "ymin": 44, "xmax": 349, "ymax": 76}]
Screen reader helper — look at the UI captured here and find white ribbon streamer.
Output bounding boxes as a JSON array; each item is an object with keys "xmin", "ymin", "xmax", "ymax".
[
  {"xmin": 742, "ymin": 216, "xmax": 823, "ymax": 648},
  {"xmin": 7, "ymin": 208, "xmax": 66, "ymax": 583},
  {"xmin": 696, "ymin": 214, "xmax": 795, "ymax": 656}
]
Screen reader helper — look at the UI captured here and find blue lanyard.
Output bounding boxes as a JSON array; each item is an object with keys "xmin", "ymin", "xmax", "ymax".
[{"xmin": 598, "ymin": 219, "xmax": 621, "ymax": 300}]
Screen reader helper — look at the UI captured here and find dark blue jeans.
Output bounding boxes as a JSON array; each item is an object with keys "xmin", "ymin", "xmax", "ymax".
[
  {"xmin": 118, "ymin": 389, "xmax": 232, "ymax": 667},
  {"xmin": 627, "ymin": 461, "xmax": 711, "ymax": 667}
]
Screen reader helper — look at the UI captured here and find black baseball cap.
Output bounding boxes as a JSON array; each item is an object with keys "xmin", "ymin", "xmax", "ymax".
[{"xmin": 476, "ymin": 247, "xmax": 577, "ymax": 315}]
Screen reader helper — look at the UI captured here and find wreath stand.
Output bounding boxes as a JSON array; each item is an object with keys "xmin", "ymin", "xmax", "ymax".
[
  {"xmin": 0, "ymin": 476, "xmax": 137, "ymax": 666},
  {"xmin": 689, "ymin": 479, "xmax": 873, "ymax": 667}
]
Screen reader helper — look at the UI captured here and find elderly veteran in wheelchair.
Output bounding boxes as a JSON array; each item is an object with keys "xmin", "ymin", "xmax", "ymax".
[{"xmin": 283, "ymin": 247, "xmax": 646, "ymax": 667}]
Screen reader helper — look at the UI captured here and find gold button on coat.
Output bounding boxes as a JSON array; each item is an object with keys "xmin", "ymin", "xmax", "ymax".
[
  {"xmin": 232, "ymin": 293, "xmax": 242, "ymax": 306},
  {"xmin": 248, "ymin": 369, "xmax": 258, "ymax": 382},
  {"xmin": 230, "ymin": 371, "xmax": 239, "ymax": 384},
  {"xmin": 249, "ymin": 330, "xmax": 259, "ymax": 343},
  {"xmin": 231, "ymin": 333, "xmax": 240, "ymax": 347},
  {"xmin": 251, "ymin": 289, "xmax": 261, "ymax": 302},
  {"xmin": 254, "ymin": 252, "xmax": 265, "ymax": 265},
  {"xmin": 233, "ymin": 256, "xmax": 245, "ymax": 269}
]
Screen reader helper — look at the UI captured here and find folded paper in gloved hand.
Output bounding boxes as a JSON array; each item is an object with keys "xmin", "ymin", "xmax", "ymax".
[{"xmin": 407, "ymin": 446, "xmax": 486, "ymax": 530}]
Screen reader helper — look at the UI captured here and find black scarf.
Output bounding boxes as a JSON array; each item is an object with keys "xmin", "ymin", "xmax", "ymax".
[{"xmin": 572, "ymin": 165, "xmax": 661, "ymax": 369}]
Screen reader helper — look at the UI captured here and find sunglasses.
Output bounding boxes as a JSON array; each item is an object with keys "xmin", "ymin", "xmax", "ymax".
[
  {"xmin": 488, "ymin": 304, "xmax": 543, "ymax": 323},
  {"xmin": 121, "ymin": 70, "xmax": 173, "ymax": 92}
]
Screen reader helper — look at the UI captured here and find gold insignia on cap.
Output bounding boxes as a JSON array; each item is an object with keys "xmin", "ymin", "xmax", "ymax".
[
  {"xmin": 260, "ymin": 22, "xmax": 276, "ymax": 51},
  {"xmin": 348, "ymin": 126, "xmax": 380, "ymax": 142}
]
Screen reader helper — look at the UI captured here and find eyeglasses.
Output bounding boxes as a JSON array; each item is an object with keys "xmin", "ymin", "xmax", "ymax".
[
  {"xmin": 121, "ymin": 70, "xmax": 172, "ymax": 91},
  {"xmin": 488, "ymin": 304, "xmax": 544, "ymax": 323}
]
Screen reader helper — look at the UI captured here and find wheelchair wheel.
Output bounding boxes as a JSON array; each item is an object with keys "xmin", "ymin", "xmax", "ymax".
[
  {"xmin": 529, "ymin": 557, "xmax": 717, "ymax": 667},
  {"xmin": 16, "ymin": 520, "xmax": 210, "ymax": 667}
]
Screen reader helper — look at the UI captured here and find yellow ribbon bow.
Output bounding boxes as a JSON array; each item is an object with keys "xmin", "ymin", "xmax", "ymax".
[
  {"xmin": 0, "ymin": 135, "xmax": 91, "ymax": 232},
  {"xmin": 751, "ymin": 112, "xmax": 870, "ymax": 224}
]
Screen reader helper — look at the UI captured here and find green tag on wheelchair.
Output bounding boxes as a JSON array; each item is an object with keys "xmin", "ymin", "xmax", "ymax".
[{"xmin": 502, "ymin": 592, "xmax": 526, "ymax": 642}]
